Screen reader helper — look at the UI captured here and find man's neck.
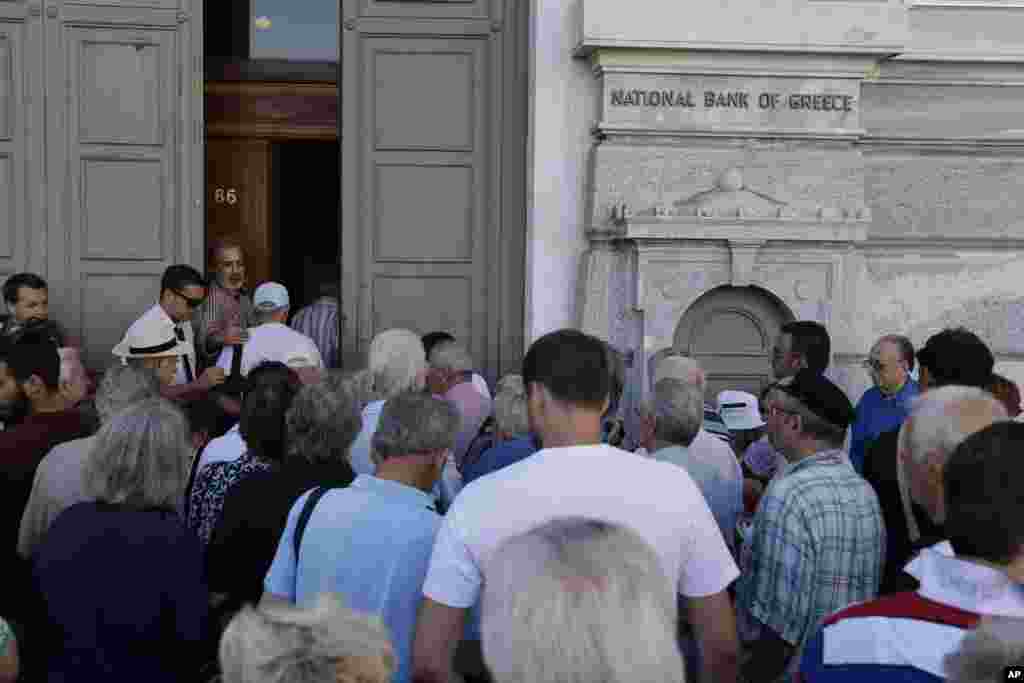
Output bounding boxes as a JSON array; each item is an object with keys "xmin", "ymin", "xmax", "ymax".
[
  {"xmin": 30, "ymin": 394, "xmax": 71, "ymax": 416},
  {"xmin": 879, "ymin": 378, "xmax": 907, "ymax": 397},
  {"xmin": 374, "ymin": 463, "xmax": 435, "ymax": 494},
  {"xmin": 540, "ymin": 425, "xmax": 603, "ymax": 450},
  {"xmin": 158, "ymin": 301, "xmax": 178, "ymax": 323},
  {"xmin": 785, "ymin": 441, "xmax": 830, "ymax": 465}
]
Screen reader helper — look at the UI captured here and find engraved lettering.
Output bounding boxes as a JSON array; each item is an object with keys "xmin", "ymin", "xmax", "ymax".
[{"xmin": 611, "ymin": 89, "xmax": 624, "ymax": 106}]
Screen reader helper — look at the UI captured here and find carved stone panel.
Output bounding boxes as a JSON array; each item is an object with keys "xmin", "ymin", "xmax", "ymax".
[
  {"xmin": 80, "ymin": 38, "xmax": 162, "ymax": 146},
  {"xmin": 0, "ymin": 33, "xmax": 9, "ymax": 141}
]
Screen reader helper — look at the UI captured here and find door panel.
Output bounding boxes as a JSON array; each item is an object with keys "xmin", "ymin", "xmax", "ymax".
[
  {"xmin": 342, "ymin": 4, "xmax": 498, "ymax": 375},
  {"xmin": 674, "ymin": 286, "xmax": 793, "ymax": 402},
  {"xmin": 205, "ymin": 138, "xmax": 273, "ymax": 287},
  {"xmin": 46, "ymin": 3, "xmax": 201, "ymax": 370},
  {"xmin": 0, "ymin": 2, "xmax": 43, "ymax": 286}
]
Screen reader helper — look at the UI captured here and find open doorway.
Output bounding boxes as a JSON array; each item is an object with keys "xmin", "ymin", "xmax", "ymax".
[{"xmin": 273, "ymin": 141, "xmax": 340, "ymax": 311}]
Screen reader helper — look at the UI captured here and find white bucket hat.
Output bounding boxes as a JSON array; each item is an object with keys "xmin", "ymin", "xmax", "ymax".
[
  {"xmin": 717, "ymin": 390, "xmax": 766, "ymax": 431},
  {"xmin": 112, "ymin": 317, "xmax": 189, "ymax": 359}
]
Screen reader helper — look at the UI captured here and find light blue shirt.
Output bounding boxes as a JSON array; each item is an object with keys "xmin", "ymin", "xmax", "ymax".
[
  {"xmin": 264, "ymin": 475, "xmax": 442, "ymax": 683},
  {"xmin": 653, "ymin": 442, "xmax": 743, "ymax": 554},
  {"xmin": 349, "ymin": 400, "xmax": 386, "ymax": 476}
]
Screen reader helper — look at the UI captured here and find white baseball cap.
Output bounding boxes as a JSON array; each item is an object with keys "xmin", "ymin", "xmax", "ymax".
[
  {"xmin": 717, "ymin": 390, "xmax": 766, "ymax": 431},
  {"xmin": 253, "ymin": 282, "xmax": 290, "ymax": 311}
]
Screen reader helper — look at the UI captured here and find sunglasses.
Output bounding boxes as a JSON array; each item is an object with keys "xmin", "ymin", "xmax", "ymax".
[{"xmin": 174, "ymin": 290, "xmax": 206, "ymax": 309}]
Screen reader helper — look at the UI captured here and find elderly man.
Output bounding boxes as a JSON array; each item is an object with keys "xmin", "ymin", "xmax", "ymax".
[
  {"xmin": 263, "ymin": 392, "xmax": 458, "ymax": 683},
  {"xmin": 640, "ymin": 378, "xmax": 743, "ymax": 554},
  {"xmin": 736, "ymin": 369, "xmax": 884, "ymax": 683},
  {"xmin": 207, "ymin": 372, "xmax": 358, "ymax": 608},
  {"xmin": 772, "ymin": 320, "xmax": 831, "ymax": 379},
  {"xmin": 216, "ymin": 282, "xmax": 322, "ymax": 376},
  {"xmin": 413, "ymin": 330, "xmax": 740, "ymax": 683},
  {"xmin": 800, "ymin": 420, "xmax": 1023, "ymax": 681},
  {"xmin": 850, "ymin": 335, "xmax": 919, "ymax": 474},
  {"xmin": 17, "ymin": 364, "xmax": 160, "ymax": 559},
  {"xmin": 862, "ymin": 326, "xmax": 997, "ymax": 594},
  {"xmin": 290, "ymin": 280, "xmax": 340, "ymax": 369},
  {"xmin": 124, "ymin": 265, "xmax": 225, "ymax": 401},
  {"xmin": 0, "ymin": 273, "xmax": 73, "ymax": 347},
  {"xmin": 194, "ymin": 238, "xmax": 252, "ymax": 369}
]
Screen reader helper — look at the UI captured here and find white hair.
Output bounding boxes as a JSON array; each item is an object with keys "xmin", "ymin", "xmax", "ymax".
[
  {"xmin": 482, "ymin": 518, "xmax": 685, "ymax": 683},
  {"xmin": 220, "ymin": 593, "xmax": 395, "ymax": 683},
  {"xmin": 651, "ymin": 354, "xmax": 705, "ymax": 390},
  {"xmin": 639, "ymin": 378, "xmax": 703, "ymax": 447},
  {"xmin": 362, "ymin": 329, "xmax": 427, "ymax": 400},
  {"xmin": 493, "ymin": 374, "xmax": 529, "ymax": 436},
  {"xmin": 904, "ymin": 386, "xmax": 1007, "ymax": 465},
  {"xmin": 944, "ymin": 616, "xmax": 1024, "ymax": 682},
  {"xmin": 94, "ymin": 363, "xmax": 161, "ymax": 423}
]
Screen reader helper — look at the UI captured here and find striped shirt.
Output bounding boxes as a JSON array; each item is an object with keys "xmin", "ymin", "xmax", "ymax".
[
  {"xmin": 799, "ymin": 542, "xmax": 1024, "ymax": 682},
  {"xmin": 736, "ymin": 449, "xmax": 885, "ymax": 680},
  {"xmin": 290, "ymin": 297, "xmax": 339, "ymax": 369},
  {"xmin": 192, "ymin": 281, "xmax": 252, "ymax": 368}
]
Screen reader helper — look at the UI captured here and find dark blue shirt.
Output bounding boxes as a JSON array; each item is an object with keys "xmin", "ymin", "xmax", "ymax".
[
  {"xmin": 461, "ymin": 435, "xmax": 540, "ymax": 485},
  {"xmin": 33, "ymin": 502, "xmax": 209, "ymax": 683},
  {"xmin": 850, "ymin": 380, "xmax": 919, "ymax": 474}
]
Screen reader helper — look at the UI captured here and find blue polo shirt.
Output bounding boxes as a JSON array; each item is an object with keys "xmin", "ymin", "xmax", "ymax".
[
  {"xmin": 461, "ymin": 435, "xmax": 540, "ymax": 485},
  {"xmin": 264, "ymin": 475, "xmax": 441, "ymax": 683},
  {"xmin": 850, "ymin": 380, "xmax": 919, "ymax": 474}
]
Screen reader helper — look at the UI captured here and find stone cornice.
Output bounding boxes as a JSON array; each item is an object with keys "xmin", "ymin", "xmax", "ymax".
[
  {"xmin": 574, "ymin": 40, "xmax": 905, "ymax": 60},
  {"xmin": 594, "ymin": 125, "xmax": 866, "ymax": 143},
  {"xmin": 860, "ymin": 135, "xmax": 1024, "ymax": 152}
]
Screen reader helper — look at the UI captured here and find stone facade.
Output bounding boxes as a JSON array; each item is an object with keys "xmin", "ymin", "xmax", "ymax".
[{"xmin": 573, "ymin": 0, "xmax": 1024, "ymax": 415}]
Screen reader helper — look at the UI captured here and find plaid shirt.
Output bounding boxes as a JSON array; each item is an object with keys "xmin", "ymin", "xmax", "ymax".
[
  {"xmin": 290, "ymin": 297, "xmax": 339, "ymax": 369},
  {"xmin": 192, "ymin": 281, "xmax": 252, "ymax": 368},
  {"xmin": 736, "ymin": 448, "xmax": 885, "ymax": 679}
]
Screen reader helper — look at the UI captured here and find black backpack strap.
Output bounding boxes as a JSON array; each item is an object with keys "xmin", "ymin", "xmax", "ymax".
[{"xmin": 293, "ymin": 486, "xmax": 332, "ymax": 560}]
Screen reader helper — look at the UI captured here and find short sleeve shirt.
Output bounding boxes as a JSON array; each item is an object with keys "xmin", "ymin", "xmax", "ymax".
[
  {"xmin": 216, "ymin": 323, "xmax": 323, "ymax": 376},
  {"xmin": 264, "ymin": 476, "xmax": 441, "ymax": 683},
  {"xmin": 422, "ymin": 444, "xmax": 739, "ymax": 611},
  {"xmin": 735, "ymin": 449, "xmax": 885, "ymax": 664}
]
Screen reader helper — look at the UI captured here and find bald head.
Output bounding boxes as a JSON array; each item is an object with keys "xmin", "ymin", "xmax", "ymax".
[{"xmin": 901, "ymin": 385, "xmax": 1007, "ymax": 524}]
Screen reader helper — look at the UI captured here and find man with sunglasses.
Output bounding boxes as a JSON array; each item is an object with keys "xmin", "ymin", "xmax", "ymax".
[
  {"xmin": 735, "ymin": 369, "xmax": 884, "ymax": 683},
  {"xmin": 849, "ymin": 335, "xmax": 918, "ymax": 475},
  {"xmin": 122, "ymin": 265, "xmax": 225, "ymax": 401}
]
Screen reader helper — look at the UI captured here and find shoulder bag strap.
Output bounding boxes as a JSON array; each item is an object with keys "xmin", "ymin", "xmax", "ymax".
[{"xmin": 293, "ymin": 486, "xmax": 332, "ymax": 561}]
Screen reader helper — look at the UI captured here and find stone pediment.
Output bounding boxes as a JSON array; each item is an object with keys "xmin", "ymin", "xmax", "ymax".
[{"xmin": 610, "ymin": 168, "xmax": 870, "ymax": 224}]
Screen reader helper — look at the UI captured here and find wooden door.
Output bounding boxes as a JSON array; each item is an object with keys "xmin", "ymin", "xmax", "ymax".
[
  {"xmin": 340, "ymin": 0, "xmax": 525, "ymax": 382},
  {"xmin": 205, "ymin": 138, "xmax": 273, "ymax": 288},
  {"xmin": 44, "ymin": 0, "xmax": 203, "ymax": 370},
  {"xmin": 674, "ymin": 286, "xmax": 794, "ymax": 402}
]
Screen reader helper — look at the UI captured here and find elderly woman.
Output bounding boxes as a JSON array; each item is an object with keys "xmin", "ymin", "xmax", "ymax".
[
  {"xmin": 220, "ymin": 593, "xmax": 394, "ymax": 683},
  {"xmin": 32, "ymin": 398, "xmax": 208, "ymax": 683},
  {"xmin": 461, "ymin": 374, "xmax": 538, "ymax": 484},
  {"xmin": 207, "ymin": 372, "xmax": 361, "ymax": 607},
  {"xmin": 481, "ymin": 518, "xmax": 686, "ymax": 683},
  {"xmin": 347, "ymin": 329, "xmax": 428, "ymax": 476},
  {"xmin": 187, "ymin": 361, "xmax": 300, "ymax": 547}
]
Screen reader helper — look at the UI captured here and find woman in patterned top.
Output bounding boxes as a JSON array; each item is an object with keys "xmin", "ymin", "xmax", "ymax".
[{"xmin": 187, "ymin": 361, "xmax": 301, "ymax": 547}]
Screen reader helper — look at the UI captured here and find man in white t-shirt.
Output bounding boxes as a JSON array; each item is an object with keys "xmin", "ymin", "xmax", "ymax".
[
  {"xmin": 216, "ymin": 282, "xmax": 323, "ymax": 376},
  {"xmin": 412, "ymin": 329, "xmax": 741, "ymax": 683}
]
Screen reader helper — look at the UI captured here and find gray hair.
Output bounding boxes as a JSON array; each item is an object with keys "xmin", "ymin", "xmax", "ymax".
[
  {"xmin": 95, "ymin": 363, "xmax": 161, "ymax": 423},
  {"xmin": 904, "ymin": 385, "xmax": 1007, "ymax": 466},
  {"xmin": 252, "ymin": 306, "xmax": 286, "ymax": 326},
  {"xmin": 220, "ymin": 593, "xmax": 395, "ymax": 683},
  {"xmin": 429, "ymin": 341, "xmax": 475, "ymax": 373},
  {"xmin": 360, "ymin": 329, "xmax": 427, "ymax": 400},
  {"xmin": 82, "ymin": 397, "xmax": 191, "ymax": 510},
  {"xmin": 493, "ymin": 374, "xmax": 529, "ymax": 436},
  {"xmin": 944, "ymin": 616, "xmax": 1024, "ymax": 682},
  {"xmin": 651, "ymin": 354, "xmax": 705, "ymax": 390},
  {"xmin": 482, "ymin": 518, "xmax": 685, "ymax": 683},
  {"xmin": 285, "ymin": 372, "xmax": 363, "ymax": 466},
  {"xmin": 640, "ymin": 378, "xmax": 703, "ymax": 447},
  {"xmin": 371, "ymin": 392, "xmax": 459, "ymax": 463}
]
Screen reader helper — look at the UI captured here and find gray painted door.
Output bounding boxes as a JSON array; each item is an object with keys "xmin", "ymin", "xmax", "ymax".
[
  {"xmin": 0, "ymin": 2, "xmax": 45, "ymax": 281},
  {"xmin": 674, "ymin": 286, "xmax": 794, "ymax": 402},
  {"xmin": 340, "ymin": 0, "xmax": 524, "ymax": 383},
  {"xmin": 43, "ymin": 0, "xmax": 203, "ymax": 369}
]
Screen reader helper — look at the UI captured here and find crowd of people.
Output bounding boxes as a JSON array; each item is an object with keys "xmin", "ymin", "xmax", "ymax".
[{"xmin": 0, "ymin": 237, "xmax": 1022, "ymax": 683}]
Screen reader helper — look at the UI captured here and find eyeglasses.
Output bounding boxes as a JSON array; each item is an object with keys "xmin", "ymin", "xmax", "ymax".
[{"xmin": 174, "ymin": 290, "xmax": 205, "ymax": 309}]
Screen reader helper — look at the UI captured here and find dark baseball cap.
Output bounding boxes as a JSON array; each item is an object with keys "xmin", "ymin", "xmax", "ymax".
[{"xmin": 775, "ymin": 369, "xmax": 855, "ymax": 429}]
